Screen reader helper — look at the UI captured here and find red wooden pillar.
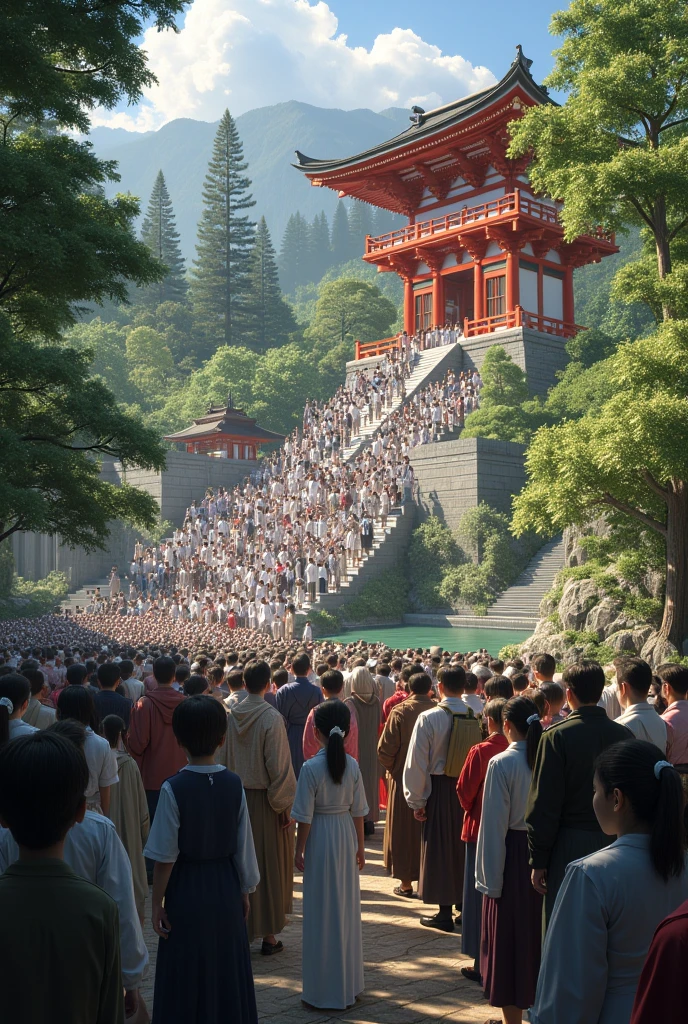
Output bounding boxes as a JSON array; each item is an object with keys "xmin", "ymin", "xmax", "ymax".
[
  {"xmin": 354, "ymin": 340, "xmax": 361, "ymax": 360},
  {"xmin": 404, "ymin": 277, "xmax": 415, "ymax": 335},
  {"xmin": 562, "ymin": 264, "xmax": 574, "ymax": 325},
  {"xmin": 473, "ymin": 260, "xmax": 484, "ymax": 321},
  {"xmin": 432, "ymin": 271, "xmax": 444, "ymax": 327},
  {"xmin": 505, "ymin": 249, "xmax": 519, "ymax": 314}
]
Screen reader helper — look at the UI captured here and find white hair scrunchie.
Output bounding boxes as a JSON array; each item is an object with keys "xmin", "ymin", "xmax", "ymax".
[
  {"xmin": 654, "ymin": 760, "xmax": 672, "ymax": 780},
  {"xmin": 526, "ymin": 714, "xmax": 540, "ymax": 726},
  {"xmin": 329, "ymin": 726, "xmax": 345, "ymax": 738},
  {"xmin": 0, "ymin": 697, "xmax": 13, "ymax": 715}
]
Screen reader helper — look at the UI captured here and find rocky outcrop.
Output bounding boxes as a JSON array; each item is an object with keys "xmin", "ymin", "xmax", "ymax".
[{"xmin": 558, "ymin": 578, "xmax": 604, "ymax": 631}]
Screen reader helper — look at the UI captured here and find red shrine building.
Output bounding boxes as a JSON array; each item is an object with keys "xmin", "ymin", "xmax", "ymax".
[
  {"xmin": 164, "ymin": 397, "xmax": 283, "ymax": 460},
  {"xmin": 295, "ymin": 47, "xmax": 617, "ymax": 355}
]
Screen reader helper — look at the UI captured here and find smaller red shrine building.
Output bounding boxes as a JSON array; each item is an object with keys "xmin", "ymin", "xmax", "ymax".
[
  {"xmin": 294, "ymin": 47, "xmax": 617, "ymax": 347},
  {"xmin": 164, "ymin": 397, "xmax": 283, "ymax": 459}
]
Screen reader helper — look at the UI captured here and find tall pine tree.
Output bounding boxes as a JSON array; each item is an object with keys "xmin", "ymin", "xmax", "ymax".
[
  {"xmin": 330, "ymin": 200, "xmax": 352, "ymax": 264},
  {"xmin": 244, "ymin": 217, "xmax": 297, "ymax": 352},
  {"xmin": 309, "ymin": 211, "xmax": 331, "ymax": 278},
  {"xmin": 189, "ymin": 110, "xmax": 255, "ymax": 355},
  {"xmin": 347, "ymin": 200, "xmax": 374, "ymax": 255},
  {"xmin": 278, "ymin": 212, "xmax": 312, "ymax": 294},
  {"xmin": 137, "ymin": 170, "xmax": 187, "ymax": 307}
]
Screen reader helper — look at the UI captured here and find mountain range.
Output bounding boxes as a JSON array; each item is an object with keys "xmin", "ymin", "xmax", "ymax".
[{"xmin": 89, "ymin": 102, "xmax": 412, "ymax": 263}]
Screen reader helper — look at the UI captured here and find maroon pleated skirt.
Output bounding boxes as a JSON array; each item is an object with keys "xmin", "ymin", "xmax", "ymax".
[{"xmin": 480, "ymin": 829, "xmax": 542, "ymax": 1009}]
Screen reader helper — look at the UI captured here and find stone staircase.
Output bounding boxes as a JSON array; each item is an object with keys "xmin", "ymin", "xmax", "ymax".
[
  {"xmin": 61, "ymin": 578, "xmax": 112, "ymax": 615},
  {"xmin": 61, "ymin": 344, "xmax": 463, "ymax": 616},
  {"xmin": 342, "ymin": 343, "xmax": 462, "ymax": 462},
  {"xmin": 405, "ymin": 536, "xmax": 565, "ymax": 631}
]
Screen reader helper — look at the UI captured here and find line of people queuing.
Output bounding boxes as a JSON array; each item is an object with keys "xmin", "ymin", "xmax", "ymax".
[{"xmin": 0, "ymin": 635, "xmax": 687, "ymax": 1023}]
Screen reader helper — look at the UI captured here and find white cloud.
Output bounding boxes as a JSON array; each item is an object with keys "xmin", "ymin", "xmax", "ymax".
[{"xmin": 93, "ymin": 0, "xmax": 496, "ymax": 130}]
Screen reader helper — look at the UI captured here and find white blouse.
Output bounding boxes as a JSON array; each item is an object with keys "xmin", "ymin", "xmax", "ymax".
[
  {"xmin": 532, "ymin": 834, "xmax": 688, "ymax": 1024},
  {"xmin": 144, "ymin": 765, "xmax": 260, "ymax": 894},
  {"xmin": 475, "ymin": 740, "xmax": 532, "ymax": 899}
]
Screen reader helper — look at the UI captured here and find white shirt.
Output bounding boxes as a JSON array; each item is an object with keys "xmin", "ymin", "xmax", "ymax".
[
  {"xmin": 0, "ymin": 812, "xmax": 148, "ymax": 989},
  {"xmin": 532, "ymin": 835, "xmax": 688, "ymax": 1024},
  {"xmin": 144, "ymin": 765, "xmax": 259, "ymax": 894},
  {"xmin": 121, "ymin": 677, "xmax": 145, "ymax": 702},
  {"xmin": 463, "ymin": 693, "xmax": 484, "ymax": 716},
  {"xmin": 475, "ymin": 741, "xmax": 532, "ymax": 898},
  {"xmin": 616, "ymin": 701, "xmax": 669, "ymax": 753},
  {"xmin": 403, "ymin": 697, "xmax": 470, "ymax": 809},
  {"xmin": 84, "ymin": 727, "xmax": 119, "ymax": 805},
  {"xmin": 7, "ymin": 719, "xmax": 39, "ymax": 740}
]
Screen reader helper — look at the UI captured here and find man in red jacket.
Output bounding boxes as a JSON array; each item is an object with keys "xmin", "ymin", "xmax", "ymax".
[
  {"xmin": 456, "ymin": 698, "xmax": 509, "ymax": 983},
  {"xmin": 127, "ymin": 656, "xmax": 186, "ymax": 878}
]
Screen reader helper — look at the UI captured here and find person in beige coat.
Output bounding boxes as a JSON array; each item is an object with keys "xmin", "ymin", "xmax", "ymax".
[
  {"xmin": 101, "ymin": 715, "xmax": 150, "ymax": 926},
  {"xmin": 218, "ymin": 659, "xmax": 296, "ymax": 954}
]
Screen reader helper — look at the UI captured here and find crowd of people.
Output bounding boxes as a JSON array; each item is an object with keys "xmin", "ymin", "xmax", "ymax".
[
  {"xmin": 72, "ymin": 347, "xmax": 481, "ymax": 626},
  {"xmin": 0, "ymin": 626, "xmax": 687, "ymax": 1024}
]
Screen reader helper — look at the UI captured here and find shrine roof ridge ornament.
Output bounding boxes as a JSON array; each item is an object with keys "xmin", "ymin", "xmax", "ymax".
[{"xmin": 293, "ymin": 46, "xmax": 551, "ymax": 176}]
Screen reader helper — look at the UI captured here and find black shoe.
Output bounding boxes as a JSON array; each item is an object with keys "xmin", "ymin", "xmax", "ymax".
[
  {"xmin": 460, "ymin": 966, "xmax": 481, "ymax": 984},
  {"xmin": 420, "ymin": 914, "xmax": 454, "ymax": 932},
  {"xmin": 261, "ymin": 940, "xmax": 283, "ymax": 956}
]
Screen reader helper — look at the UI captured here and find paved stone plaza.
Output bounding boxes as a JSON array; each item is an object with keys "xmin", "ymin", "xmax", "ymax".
[{"xmin": 141, "ymin": 820, "xmax": 489, "ymax": 1023}]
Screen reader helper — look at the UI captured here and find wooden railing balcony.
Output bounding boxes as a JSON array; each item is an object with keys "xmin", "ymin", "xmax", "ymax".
[
  {"xmin": 354, "ymin": 335, "xmax": 401, "ymax": 360},
  {"xmin": 463, "ymin": 306, "xmax": 585, "ymax": 340},
  {"xmin": 364, "ymin": 191, "xmax": 614, "ymax": 255}
]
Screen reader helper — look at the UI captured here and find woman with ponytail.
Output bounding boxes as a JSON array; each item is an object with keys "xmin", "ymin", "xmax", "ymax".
[
  {"xmin": 292, "ymin": 699, "xmax": 368, "ymax": 1010},
  {"xmin": 532, "ymin": 739, "xmax": 688, "ymax": 1024},
  {"xmin": 475, "ymin": 695, "xmax": 544, "ymax": 1024},
  {"xmin": 0, "ymin": 674, "xmax": 35, "ymax": 746}
]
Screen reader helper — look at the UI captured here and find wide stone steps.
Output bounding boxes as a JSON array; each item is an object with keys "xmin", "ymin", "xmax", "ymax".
[{"xmin": 61, "ymin": 578, "xmax": 112, "ymax": 614}]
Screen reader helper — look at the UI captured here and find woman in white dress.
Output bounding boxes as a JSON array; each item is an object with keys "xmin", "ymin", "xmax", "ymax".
[
  {"xmin": 292, "ymin": 701, "xmax": 368, "ymax": 1010},
  {"xmin": 531, "ymin": 739, "xmax": 688, "ymax": 1024}
]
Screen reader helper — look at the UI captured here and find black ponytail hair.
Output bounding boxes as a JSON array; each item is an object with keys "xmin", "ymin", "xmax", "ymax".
[
  {"xmin": 503, "ymin": 694, "xmax": 543, "ymax": 770},
  {"xmin": 595, "ymin": 739, "xmax": 685, "ymax": 882},
  {"xmin": 314, "ymin": 699, "xmax": 351, "ymax": 785},
  {"xmin": 0, "ymin": 674, "xmax": 31, "ymax": 748},
  {"xmin": 101, "ymin": 714, "xmax": 127, "ymax": 750}
]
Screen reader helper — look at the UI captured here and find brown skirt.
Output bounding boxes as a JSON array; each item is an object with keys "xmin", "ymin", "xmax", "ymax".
[
  {"xmin": 384, "ymin": 773, "xmax": 423, "ymax": 882},
  {"xmin": 480, "ymin": 829, "xmax": 542, "ymax": 1009},
  {"xmin": 244, "ymin": 789, "xmax": 294, "ymax": 943},
  {"xmin": 418, "ymin": 774, "xmax": 465, "ymax": 906}
]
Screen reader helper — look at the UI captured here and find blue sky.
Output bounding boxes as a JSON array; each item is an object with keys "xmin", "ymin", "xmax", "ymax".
[
  {"xmin": 104, "ymin": 0, "xmax": 566, "ymax": 131},
  {"xmin": 331, "ymin": 0, "xmax": 561, "ymax": 80}
]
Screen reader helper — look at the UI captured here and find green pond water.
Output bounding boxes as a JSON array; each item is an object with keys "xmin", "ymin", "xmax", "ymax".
[{"xmin": 322, "ymin": 625, "xmax": 530, "ymax": 654}]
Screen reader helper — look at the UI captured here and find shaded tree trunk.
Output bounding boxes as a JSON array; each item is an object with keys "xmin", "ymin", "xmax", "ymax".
[
  {"xmin": 659, "ymin": 479, "xmax": 688, "ymax": 650},
  {"xmin": 653, "ymin": 195, "xmax": 675, "ymax": 320}
]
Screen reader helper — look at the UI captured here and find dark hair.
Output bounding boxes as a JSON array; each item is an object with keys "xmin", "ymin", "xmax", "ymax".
[
  {"xmin": 489, "ymin": 659, "xmax": 505, "ymax": 674},
  {"xmin": 153, "ymin": 656, "xmax": 176, "ymax": 685},
  {"xmin": 483, "ymin": 675, "xmax": 513, "ymax": 700},
  {"xmin": 57, "ymin": 684, "xmax": 97, "ymax": 730},
  {"xmin": 0, "ymin": 733, "xmax": 89, "ymax": 848},
  {"xmin": 484, "ymin": 697, "xmax": 506, "ymax": 728},
  {"xmin": 99, "ymin": 715, "xmax": 125, "ymax": 749},
  {"xmin": 175, "ymin": 664, "xmax": 191, "ymax": 684},
  {"xmin": 320, "ymin": 669, "xmax": 344, "ymax": 695},
  {"xmin": 119, "ymin": 659, "xmax": 134, "ymax": 677},
  {"xmin": 314, "ymin": 700, "xmax": 350, "ymax": 785},
  {"xmin": 292, "ymin": 652, "xmax": 311, "ymax": 676},
  {"xmin": 183, "ymin": 674, "xmax": 209, "ymax": 696},
  {"xmin": 0, "ymin": 674, "xmax": 32, "ymax": 746},
  {"xmin": 172, "ymin": 695, "xmax": 226, "ymax": 757},
  {"xmin": 511, "ymin": 672, "xmax": 530, "ymax": 694},
  {"xmin": 463, "ymin": 672, "xmax": 478, "ymax": 693},
  {"xmin": 657, "ymin": 663, "xmax": 688, "ymax": 697},
  {"xmin": 272, "ymin": 668, "xmax": 288, "ymax": 689},
  {"xmin": 595, "ymin": 740, "xmax": 685, "ymax": 882},
  {"xmin": 503, "ymin": 695, "xmax": 543, "ymax": 770},
  {"xmin": 409, "ymin": 671, "xmax": 433, "ymax": 695},
  {"xmin": 539, "ymin": 681, "xmax": 565, "ymax": 707},
  {"xmin": 615, "ymin": 657, "xmax": 652, "ymax": 695},
  {"xmin": 226, "ymin": 669, "xmax": 244, "ymax": 692},
  {"xmin": 66, "ymin": 663, "xmax": 88, "ymax": 686},
  {"xmin": 532, "ymin": 653, "xmax": 556, "ymax": 678},
  {"xmin": 244, "ymin": 660, "xmax": 271, "ymax": 694},
  {"xmin": 97, "ymin": 663, "xmax": 121, "ymax": 689},
  {"xmin": 437, "ymin": 665, "xmax": 466, "ymax": 694},
  {"xmin": 563, "ymin": 660, "xmax": 605, "ymax": 704},
  {"xmin": 49, "ymin": 718, "xmax": 87, "ymax": 750},
  {"xmin": 20, "ymin": 667, "xmax": 47, "ymax": 697}
]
